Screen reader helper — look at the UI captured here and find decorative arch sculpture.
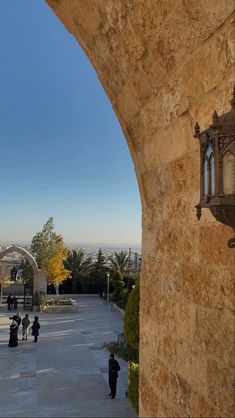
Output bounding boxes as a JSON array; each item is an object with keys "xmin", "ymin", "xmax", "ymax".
[{"xmin": 0, "ymin": 245, "xmax": 47, "ymax": 298}]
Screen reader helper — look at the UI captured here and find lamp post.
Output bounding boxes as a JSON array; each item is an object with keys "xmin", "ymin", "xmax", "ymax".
[
  {"xmin": 194, "ymin": 85, "xmax": 235, "ymax": 248},
  {"xmin": 107, "ymin": 273, "xmax": 110, "ymax": 305}
]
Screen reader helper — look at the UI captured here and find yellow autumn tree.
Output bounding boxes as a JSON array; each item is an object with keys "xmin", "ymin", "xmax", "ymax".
[{"xmin": 44, "ymin": 244, "xmax": 71, "ymax": 295}]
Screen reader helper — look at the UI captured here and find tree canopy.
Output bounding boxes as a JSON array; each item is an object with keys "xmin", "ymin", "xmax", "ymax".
[
  {"xmin": 30, "ymin": 217, "xmax": 63, "ymax": 269},
  {"xmin": 110, "ymin": 251, "xmax": 130, "ymax": 274}
]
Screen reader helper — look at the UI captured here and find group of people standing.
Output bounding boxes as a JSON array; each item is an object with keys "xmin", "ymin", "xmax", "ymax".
[
  {"xmin": 8, "ymin": 313, "xmax": 40, "ymax": 347},
  {"xmin": 7, "ymin": 294, "xmax": 18, "ymax": 310}
]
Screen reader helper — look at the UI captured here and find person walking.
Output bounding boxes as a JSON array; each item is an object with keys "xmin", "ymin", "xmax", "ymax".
[
  {"xmin": 32, "ymin": 316, "xmax": 40, "ymax": 342},
  {"xmin": 22, "ymin": 314, "xmax": 30, "ymax": 341},
  {"xmin": 9, "ymin": 312, "xmax": 21, "ymax": 340},
  {"xmin": 108, "ymin": 353, "xmax": 120, "ymax": 399},
  {"xmin": 8, "ymin": 320, "xmax": 18, "ymax": 347}
]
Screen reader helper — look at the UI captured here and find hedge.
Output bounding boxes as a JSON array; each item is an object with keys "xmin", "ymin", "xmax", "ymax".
[
  {"xmin": 128, "ymin": 362, "xmax": 139, "ymax": 413},
  {"xmin": 124, "ymin": 279, "xmax": 140, "ymax": 350}
]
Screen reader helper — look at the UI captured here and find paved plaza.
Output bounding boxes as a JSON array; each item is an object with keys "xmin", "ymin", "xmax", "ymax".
[{"xmin": 0, "ymin": 296, "xmax": 136, "ymax": 418}]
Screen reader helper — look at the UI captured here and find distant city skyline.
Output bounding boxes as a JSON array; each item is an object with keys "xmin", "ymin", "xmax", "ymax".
[{"xmin": 0, "ymin": 1, "xmax": 141, "ymax": 245}]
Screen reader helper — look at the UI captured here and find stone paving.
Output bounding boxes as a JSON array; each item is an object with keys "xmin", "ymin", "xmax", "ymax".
[{"xmin": 0, "ymin": 296, "xmax": 137, "ymax": 418}]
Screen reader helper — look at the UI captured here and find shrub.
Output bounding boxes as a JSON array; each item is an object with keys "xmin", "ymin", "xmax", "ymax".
[
  {"xmin": 124, "ymin": 279, "xmax": 140, "ymax": 350},
  {"xmin": 103, "ymin": 332, "xmax": 138, "ymax": 362},
  {"xmin": 128, "ymin": 362, "xmax": 139, "ymax": 413},
  {"xmin": 111, "ymin": 271, "xmax": 125, "ymax": 298}
]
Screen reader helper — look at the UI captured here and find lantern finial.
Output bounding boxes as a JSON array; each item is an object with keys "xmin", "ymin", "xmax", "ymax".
[
  {"xmin": 212, "ymin": 110, "xmax": 218, "ymax": 125},
  {"xmin": 230, "ymin": 84, "xmax": 235, "ymax": 107},
  {"xmin": 195, "ymin": 205, "xmax": 202, "ymax": 221},
  {"xmin": 194, "ymin": 122, "xmax": 200, "ymax": 137}
]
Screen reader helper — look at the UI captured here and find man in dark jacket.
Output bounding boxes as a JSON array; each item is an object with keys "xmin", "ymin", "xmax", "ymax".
[{"xmin": 108, "ymin": 353, "xmax": 120, "ymax": 399}]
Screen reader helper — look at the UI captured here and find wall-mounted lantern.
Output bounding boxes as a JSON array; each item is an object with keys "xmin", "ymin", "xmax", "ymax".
[{"xmin": 194, "ymin": 85, "xmax": 235, "ymax": 248}]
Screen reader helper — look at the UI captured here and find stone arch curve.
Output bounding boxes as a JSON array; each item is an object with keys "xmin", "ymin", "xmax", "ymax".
[
  {"xmin": 0, "ymin": 245, "xmax": 39, "ymax": 276},
  {"xmin": 0, "ymin": 245, "xmax": 47, "ymax": 295},
  {"xmin": 43, "ymin": 2, "xmax": 235, "ymax": 417}
]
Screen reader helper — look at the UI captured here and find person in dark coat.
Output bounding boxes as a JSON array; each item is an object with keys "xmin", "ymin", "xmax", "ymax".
[
  {"xmin": 32, "ymin": 316, "xmax": 40, "ymax": 342},
  {"xmin": 13, "ymin": 295, "xmax": 18, "ymax": 310},
  {"xmin": 9, "ymin": 312, "xmax": 21, "ymax": 340},
  {"xmin": 8, "ymin": 320, "xmax": 18, "ymax": 347},
  {"xmin": 7, "ymin": 294, "xmax": 12, "ymax": 310},
  {"xmin": 108, "ymin": 353, "xmax": 120, "ymax": 399}
]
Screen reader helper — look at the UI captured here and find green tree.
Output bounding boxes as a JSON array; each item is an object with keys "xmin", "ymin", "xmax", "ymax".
[
  {"xmin": 110, "ymin": 251, "xmax": 130, "ymax": 274},
  {"xmin": 30, "ymin": 217, "xmax": 63, "ymax": 269},
  {"xmin": 124, "ymin": 279, "xmax": 140, "ymax": 350},
  {"xmin": 111, "ymin": 271, "xmax": 125, "ymax": 299},
  {"xmin": 18, "ymin": 258, "xmax": 33, "ymax": 287},
  {"xmin": 63, "ymin": 249, "xmax": 93, "ymax": 293},
  {"xmin": 91, "ymin": 248, "xmax": 108, "ymax": 292}
]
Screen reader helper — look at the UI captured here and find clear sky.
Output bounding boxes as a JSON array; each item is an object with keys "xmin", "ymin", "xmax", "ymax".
[{"xmin": 0, "ymin": 1, "xmax": 141, "ymax": 246}]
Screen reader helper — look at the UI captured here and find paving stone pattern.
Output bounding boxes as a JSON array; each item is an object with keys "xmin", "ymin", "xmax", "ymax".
[{"xmin": 0, "ymin": 296, "xmax": 136, "ymax": 417}]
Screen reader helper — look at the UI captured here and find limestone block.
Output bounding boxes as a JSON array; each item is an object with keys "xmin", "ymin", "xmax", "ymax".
[
  {"xmin": 189, "ymin": 391, "xmax": 218, "ymax": 417},
  {"xmin": 121, "ymin": 22, "xmax": 146, "ymax": 65},
  {"xmin": 157, "ymin": 397, "xmax": 183, "ymax": 418},
  {"xmin": 169, "ymin": 372, "xmax": 192, "ymax": 416},
  {"xmin": 151, "ymin": 0, "xmax": 214, "ymax": 71},
  {"xmin": 207, "ymin": 359, "xmax": 235, "ymax": 416},
  {"xmin": 199, "ymin": 224, "xmax": 234, "ymax": 266},
  {"xmin": 199, "ymin": 0, "xmax": 235, "ymax": 27},
  {"xmin": 195, "ymin": 307, "xmax": 235, "ymax": 367},
  {"xmin": 139, "ymin": 373, "xmax": 160, "ymax": 417},
  {"xmin": 181, "ymin": 264, "xmax": 235, "ymax": 311},
  {"xmin": 115, "ymin": 79, "xmax": 139, "ymax": 123},
  {"xmin": 126, "ymin": 114, "xmax": 145, "ymax": 152},
  {"xmin": 181, "ymin": 21, "xmax": 235, "ymax": 105}
]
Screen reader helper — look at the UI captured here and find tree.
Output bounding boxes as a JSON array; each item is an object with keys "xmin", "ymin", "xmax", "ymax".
[
  {"xmin": 111, "ymin": 271, "xmax": 125, "ymax": 300},
  {"xmin": 63, "ymin": 249, "xmax": 93, "ymax": 293},
  {"xmin": 110, "ymin": 251, "xmax": 130, "ymax": 275},
  {"xmin": 91, "ymin": 248, "xmax": 108, "ymax": 292},
  {"xmin": 18, "ymin": 258, "xmax": 33, "ymax": 287},
  {"xmin": 30, "ymin": 217, "xmax": 63, "ymax": 269},
  {"xmin": 44, "ymin": 244, "xmax": 70, "ymax": 295}
]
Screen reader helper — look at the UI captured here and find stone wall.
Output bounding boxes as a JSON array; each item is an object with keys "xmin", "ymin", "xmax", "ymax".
[{"xmin": 45, "ymin": 1, "xmax": 235, "ymax": 416}]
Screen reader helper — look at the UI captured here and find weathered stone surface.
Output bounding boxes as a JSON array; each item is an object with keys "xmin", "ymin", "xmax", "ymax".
[{"xmin": 45, "ymin": 1, "xmax": 235, "ymax": 417}]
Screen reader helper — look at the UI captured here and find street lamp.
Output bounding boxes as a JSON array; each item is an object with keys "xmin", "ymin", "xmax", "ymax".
[
  {"xmin": 194, "ymin": 85, "xmax": 235, "ymax": 248},
  {"xmin": 107, "ymin": 273, "xmax": 110, "ymax": 305}
]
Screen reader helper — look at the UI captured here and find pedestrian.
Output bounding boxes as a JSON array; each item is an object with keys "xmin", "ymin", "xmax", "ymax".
[
  {"xmin": 13, "ymin": 295, "xmax": 18, "ymax": 310},
  {"xmin": 32, "ymin": 316, "xmax": 40, "ymax": 342},
  {"xmin": 9, "ymin": 312, "xmax": 21, "ymax": 340},
  {"xmin": 8, "ymin": 320, "xmax": 18, "ymax": 347},
  {"xmin": 108, "ymin": 353, "xmax": 120, "ymax": 399},
  {"xmin": 22, "ymin": 314, "xmax": 30, "ymax": 341},
  {"xmin": 7, "ymin": 294, "xmax": 12, "ymax": 311}
]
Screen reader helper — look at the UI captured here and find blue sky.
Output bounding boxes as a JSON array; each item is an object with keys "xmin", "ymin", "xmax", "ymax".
[{"xmin": 0, "ymin": 1, "xmax": 141, "ymax": 246}]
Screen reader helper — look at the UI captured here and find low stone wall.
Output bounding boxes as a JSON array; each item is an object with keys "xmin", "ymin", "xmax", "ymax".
[{"xmin": 42, "ymin": 304, "xmax": 79, "ymax": 313}]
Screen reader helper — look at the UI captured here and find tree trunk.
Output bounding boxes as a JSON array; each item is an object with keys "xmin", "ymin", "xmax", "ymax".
[{"xmin": 55, "ymin": 284, "xmax": 59, "ymax": 296}]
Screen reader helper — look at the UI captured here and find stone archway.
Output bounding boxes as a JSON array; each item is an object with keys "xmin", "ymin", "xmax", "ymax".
[
  {"xmin": 0, "ymin": 245, "xmax": 47, "ymax": 297},
  {"xmin": 43, "ymin": 2, "xmax": 234, "ymax": 417}
]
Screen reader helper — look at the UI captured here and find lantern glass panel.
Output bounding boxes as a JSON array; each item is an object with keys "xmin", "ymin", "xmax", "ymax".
[
  {"xmin": 223, "ymin": 151, "xmax": 235, "ymax": 194},
  {"xmin": 210, "ymin": 155, "xmax": 215, "ymax": 195},
  {"xmin": 203, "ymin": 157, "xmax": 208, "ymax": 196}
]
